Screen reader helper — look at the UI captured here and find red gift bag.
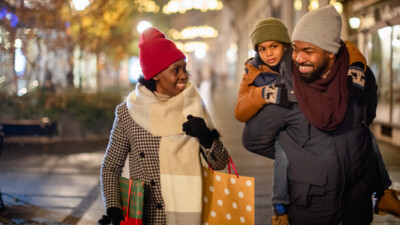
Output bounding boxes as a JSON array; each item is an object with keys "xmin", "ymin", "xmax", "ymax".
[{"xmin": 119, "ymin": 177, "xmax": 145, "ymax": 225}]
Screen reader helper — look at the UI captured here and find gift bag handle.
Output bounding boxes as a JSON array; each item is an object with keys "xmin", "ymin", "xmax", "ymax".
[
  {"xmin": 121, "ymin": 179, "xmax": 133, "ymax": 224},
  {"xmin": 228, "ymin": 156, "xmax": 239, "ymax": 179},
  {"xmin": 200, "ymin": 148, "xmax": 239, "ymax": 178},
  {"xmin": 208, "ymin": 156, "xmax": 239, "ymax": 179}
]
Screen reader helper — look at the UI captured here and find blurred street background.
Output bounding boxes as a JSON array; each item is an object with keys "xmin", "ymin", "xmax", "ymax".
[{"xmin": 0, "ymin": 0, "xmax": 400, "ymax": 224}]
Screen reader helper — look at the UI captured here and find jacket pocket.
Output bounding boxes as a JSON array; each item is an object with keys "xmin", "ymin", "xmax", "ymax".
[{"xmin": 288, "ymin": 165, "xmax": 327, "ymax": 207}]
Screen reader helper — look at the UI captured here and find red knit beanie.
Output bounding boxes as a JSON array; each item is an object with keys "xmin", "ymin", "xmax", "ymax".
[{"xmin": 138, "ymin": 27, "xmax": 186, "ymax": 80}]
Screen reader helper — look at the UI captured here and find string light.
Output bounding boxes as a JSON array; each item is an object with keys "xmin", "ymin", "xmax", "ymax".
[
  {"xmin": 330, "ymin": 0, "xmax": 343, "ymax": 14},
  {"xmin": 133, "ymin": 0, "xmax": 160, "ymax": 13},
  {"xmin": 169, "ymin": 26, "xmax": 218, "ymax": 40},
  {"xmin": 175, "ymin": 41, "xmax": 209, "ymax": 53},
  {"xmin": 163, "ymin": 0, "xmax": 223, "ymax": 15},
  {"xmin": 308, "ymin": 0, "xmax": 319, "ymax": 11},
  {"xmin": 294, "ymin": 0, "xmax": 302, "ymax": 11}
]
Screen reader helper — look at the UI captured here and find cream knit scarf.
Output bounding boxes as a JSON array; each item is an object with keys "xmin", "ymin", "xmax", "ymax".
[{"xmin": 126, "ymin": 82, "xmax": 214, "ymax": 224}]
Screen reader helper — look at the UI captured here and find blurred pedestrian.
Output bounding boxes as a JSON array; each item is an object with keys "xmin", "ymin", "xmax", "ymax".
[
  {"xmin": 43, "ymin": 69, "xmax": 56, "ymax": 93},
  {"xmin": 0, "ymin": 124, "xmax": 3, "ymax": 157},
  {"xmin": 66, "ymin": 70, "xmax": 74, "ymax": 88},
  {"xmin": 100, "ymin": 27, "xmax": 229, "ymax": 225},
  {"xmin": 242, "ymin": 5, "xmax": 388, "ymax": 224}
]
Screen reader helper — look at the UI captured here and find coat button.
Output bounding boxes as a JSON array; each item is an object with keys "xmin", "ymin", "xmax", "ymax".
[
  {"xmin": 156, "ymin": 203, "xmax": 163, "ymax": 210},
  {"xmin": 139, "ymin": 152, "xmax": 145, "ymax": 158},
  {"xmin": 150, "ymin": 180, "xmax": 156, "ymax": 186}
]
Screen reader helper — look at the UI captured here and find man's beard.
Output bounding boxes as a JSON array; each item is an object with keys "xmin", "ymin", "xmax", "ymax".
[{"xmin": 296, "ymin": 57, "xmax": 330, "ymax": 83}]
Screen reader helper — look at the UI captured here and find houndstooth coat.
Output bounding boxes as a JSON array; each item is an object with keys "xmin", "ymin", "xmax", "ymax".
[{"xmin": 100, "ymin": 102, "xmax": 229, "ymax": 225}]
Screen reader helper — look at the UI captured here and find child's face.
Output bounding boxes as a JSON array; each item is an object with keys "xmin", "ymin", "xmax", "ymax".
[{"xmin": 257, "ymin": 41, "xmax": 286, "ymax": 67}]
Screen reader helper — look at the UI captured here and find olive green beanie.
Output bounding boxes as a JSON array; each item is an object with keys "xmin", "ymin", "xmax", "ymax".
[{"xmin": 251, "ymin": 18, "xmax": 291, "ymax": 50}]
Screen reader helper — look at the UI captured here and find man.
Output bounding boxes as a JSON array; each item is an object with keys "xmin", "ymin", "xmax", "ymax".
[{"xmin": 243, "ymin": 5, "xmax": 383, "ymax": 224}]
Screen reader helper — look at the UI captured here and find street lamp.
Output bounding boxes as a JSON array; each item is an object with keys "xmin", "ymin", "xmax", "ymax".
[
  {"xmin": 137, "ymin": 21, "xmax": 152, "ymax": 33},
  {"xmin": 71, "ymin": 0, "xmax": 90, "ymax": 11},
  {"xmin": 349, "ymin": 17, "xmax": 361, "ymax": 29},
  {"xmin": 195, "ymin": 49, "xmax": 206, "ymax": 59}
]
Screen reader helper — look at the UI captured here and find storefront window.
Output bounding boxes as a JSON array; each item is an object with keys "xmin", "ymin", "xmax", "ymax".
[
  {"xmin": 392, "ymin": 25, "xmax": 400, "ymax": 125},
  {"xmin": 370, "ymin": 27, "xmax": 392, "ymax": 123},
  {"xmin": 368, "ymin": 25, "xmax": 400, "ymax": 125}
]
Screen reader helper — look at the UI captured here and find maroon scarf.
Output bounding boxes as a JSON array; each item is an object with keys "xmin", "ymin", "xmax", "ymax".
[{"xmin": 293, "ymin": 41, "xmax": 349, "ymax": 131}]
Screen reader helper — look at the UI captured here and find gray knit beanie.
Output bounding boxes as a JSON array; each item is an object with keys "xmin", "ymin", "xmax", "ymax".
[
  {"xmin": 251, "ymin": 18, "xmax": 291, "ymax": 50},
  {"xmin": 292, "ymin": 5, "xmax": 342, "ymax": 54}
]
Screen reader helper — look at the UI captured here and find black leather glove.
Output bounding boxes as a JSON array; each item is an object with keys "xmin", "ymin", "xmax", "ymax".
[
  {"xmin": 106, "ymin": 207, "xmax": 124, "ymax": 225},
  {"xmin": 262, "ymin": 83, "xmax": 292, "ymax": 107},
  {"xmin": 98, "ymin": 215, "xmax": 111, "ymax": 225},
  {"xmin": 182, "ymin": 115, "xmax": 220, "ymax": 148}
]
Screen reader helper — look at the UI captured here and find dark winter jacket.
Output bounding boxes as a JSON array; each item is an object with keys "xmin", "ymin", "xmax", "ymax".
[{"xmin": 242, "ymin": 66, "xmax": 381, "ymax": 223}]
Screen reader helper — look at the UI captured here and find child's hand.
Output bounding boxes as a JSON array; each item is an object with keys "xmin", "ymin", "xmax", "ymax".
[
  {"xmin": 348, "ymin": 62, "xmax": 366, "ymax": 103},
  {"xmin": 262, "ymin": 83, "xmax": 292, "ymax": 107}
]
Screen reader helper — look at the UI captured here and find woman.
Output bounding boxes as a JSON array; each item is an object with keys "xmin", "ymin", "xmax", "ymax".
[{"xmin": 100, "ymin": 27, "xmax": 229, "ymax": 225}]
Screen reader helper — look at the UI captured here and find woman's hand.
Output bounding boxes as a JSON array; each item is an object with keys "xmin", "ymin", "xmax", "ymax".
[
  {"xmin": 106, "ymin": 207, "xmax": 124, "ymax": 225},
  {"xmin": 182, "ymin": 115, "xmax": 220, "ymax": 148}
]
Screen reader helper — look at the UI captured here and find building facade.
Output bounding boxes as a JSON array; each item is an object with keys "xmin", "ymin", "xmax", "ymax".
[{"xmin": 346, "ymin": 0, "xmax": 400, "ymax": 146}]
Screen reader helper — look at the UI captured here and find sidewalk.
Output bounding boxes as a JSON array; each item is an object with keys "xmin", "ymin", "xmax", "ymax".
[{"xmin": 0, "ymin": 84, "xmax": 399, "ymax": 225}]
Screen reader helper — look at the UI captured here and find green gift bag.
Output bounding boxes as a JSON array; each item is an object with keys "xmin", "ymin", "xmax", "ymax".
[{"xmin": 119, "ymin": 177, "xmax": 145, "ymax": 225}]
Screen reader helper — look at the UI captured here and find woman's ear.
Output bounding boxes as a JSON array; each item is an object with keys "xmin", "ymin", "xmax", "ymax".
[{"xmin": 153, "ymin": 75, "xmax": 159, "ymax": 81}]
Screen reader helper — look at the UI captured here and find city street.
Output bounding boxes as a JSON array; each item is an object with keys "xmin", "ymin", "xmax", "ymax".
[{"xmin": 0, "ymin": 84, "xmax": 400, "ymax": 225}]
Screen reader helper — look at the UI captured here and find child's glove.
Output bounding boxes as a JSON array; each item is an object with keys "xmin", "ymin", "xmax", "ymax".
[
  {"xmin": 106, "ymin": 207, "xmax": 124, "ymax": 225},
  {"xmin": 182, "ymin": 115, "xmax": 220, "ymax": 148},
  {"xmin": 348, "ymin": 62, "xmax": 366, "ymax": 103},
  {"xmin": 262, "ymin": 83, "xmax": 291, "ymax": 107}
]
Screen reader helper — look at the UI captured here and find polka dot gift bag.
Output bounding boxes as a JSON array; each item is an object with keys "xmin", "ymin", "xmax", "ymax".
[
  {"xmin": 119, "ymin": 177, "xmax": 145, "ymax": 225},
  {"xmin": 202, "ymin": 157, "xmax": 254, "ymax": 225}
]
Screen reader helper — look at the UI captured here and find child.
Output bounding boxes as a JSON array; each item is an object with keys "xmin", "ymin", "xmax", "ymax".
[
  {"xmin": 235, "ymin": 18, "xmax": 400, "ymax": 224},
  {"xmin": 235, "ymin": 18, "xmax": 293, "ymax": 225},
  {"xmin": 235, "ymin": 18, "xmax": 293, "ymax": 123}
]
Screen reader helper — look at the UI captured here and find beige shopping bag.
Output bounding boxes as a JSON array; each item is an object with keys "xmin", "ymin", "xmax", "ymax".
[{"xmin": 202, "ymin": 157, "xmax": 255, "ymax": 225}]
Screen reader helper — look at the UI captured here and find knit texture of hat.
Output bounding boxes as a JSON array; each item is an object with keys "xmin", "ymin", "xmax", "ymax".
[
  {"xmin": 292, "ymin": 5, "xmax": 342, "ymax": 54},
  {"xmin": 251, "ymin": 18, "xmax": 291, "ymax": 50},
  {"xmin": 138, "ymin": 27, "xmax": 186, "ymax": 80}
]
